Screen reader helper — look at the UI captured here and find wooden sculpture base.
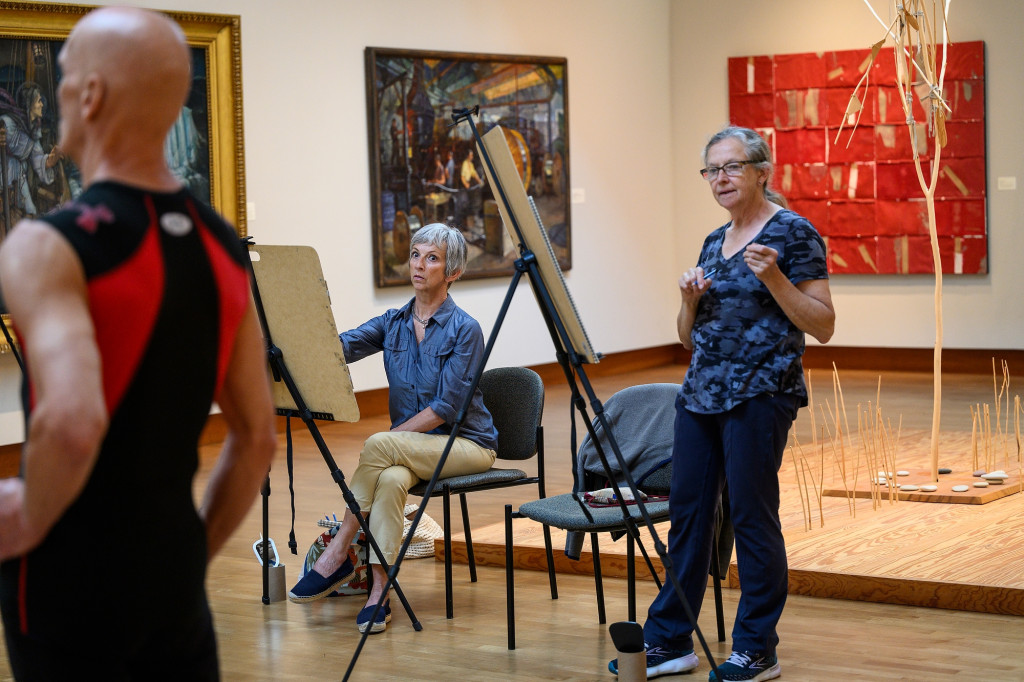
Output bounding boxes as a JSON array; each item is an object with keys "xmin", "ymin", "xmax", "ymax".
[{"xmin": 823, "ymin": 468, "xmax": 1021, "ymax": 504}]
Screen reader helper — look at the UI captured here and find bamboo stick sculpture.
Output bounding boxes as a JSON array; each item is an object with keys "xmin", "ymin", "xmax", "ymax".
[{"xmin": 838, "ymin": 0, "xmax": 953, "ymax": 481}]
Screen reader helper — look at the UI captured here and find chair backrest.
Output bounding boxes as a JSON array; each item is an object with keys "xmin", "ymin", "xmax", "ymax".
[
  {"xmin": 478, "ymin": 366, "xmax": 544, "ymax": 461},
  {"xmin": 639, "ymin": 459, "xmax": 672, "ymax": 493},
  {"xmin": 576, "ymin": 383, "xmax": 680, "ymax": 492}
]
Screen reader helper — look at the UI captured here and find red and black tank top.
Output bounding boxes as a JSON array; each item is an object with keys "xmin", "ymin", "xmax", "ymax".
[{"xmin": 1, "ymin": 181, "xmax": 250, "ymax": 638}]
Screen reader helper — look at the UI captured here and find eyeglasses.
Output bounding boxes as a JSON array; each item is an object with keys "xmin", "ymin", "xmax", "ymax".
[{"xmin": 699, "ymin": 160, "xmax": 756, "ymax": 180}]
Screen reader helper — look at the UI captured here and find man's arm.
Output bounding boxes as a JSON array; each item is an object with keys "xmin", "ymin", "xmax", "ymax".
[
  {"xmin": 199, "ymin": 300, "xmax": 276, "ymax": 560},
  {"xmin": 0, "ymin": 221, "xmax": 109, "ymax": 560}
]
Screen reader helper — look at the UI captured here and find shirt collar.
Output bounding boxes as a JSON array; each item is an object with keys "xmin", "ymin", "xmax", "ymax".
[{"xmin": 402, "ymin": 294, "xmax": 456, "ymax": 328}]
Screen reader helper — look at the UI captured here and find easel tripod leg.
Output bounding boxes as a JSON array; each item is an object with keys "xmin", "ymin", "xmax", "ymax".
[
  {"xmin": 261, "ymin": 475, "xmax": 270, "ymax": 605},
  {"xmin": 332, "ymin": 467, "xmax": 422, "ymax": 631}
]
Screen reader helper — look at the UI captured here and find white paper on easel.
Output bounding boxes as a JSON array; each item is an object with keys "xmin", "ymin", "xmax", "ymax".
[
  {"xmin": 477, "ymin": 125, "xmax": 599, "ymax": 365},
  {"xmin": 248, "ymin": 244, "xmax": 359, "ymax": 422}
]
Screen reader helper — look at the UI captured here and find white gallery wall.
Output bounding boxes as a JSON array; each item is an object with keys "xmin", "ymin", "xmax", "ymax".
[
  {"xmin": 0, "ymin": 0, "xmax": 678, "ymax": 443},
  {"xmin": 670, "ymin": 0, "xmax": 1024, "ymax": 349},
  {"xmin": 0, "ymin": 0, "xmax": 1020, "ymax": 444}
]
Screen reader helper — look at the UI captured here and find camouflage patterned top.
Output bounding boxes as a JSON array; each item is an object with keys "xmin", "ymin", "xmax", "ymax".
[{"xmin": 681, "ymin": 209, "xmax": 829, "ymax": 414}]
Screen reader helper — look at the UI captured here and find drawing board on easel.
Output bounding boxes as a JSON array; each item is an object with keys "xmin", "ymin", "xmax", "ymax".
[
  {"xmin": 248, "ymin": 244, "xmax": 360, "ymax": 422},
  {"xmin": 478, "ymin": 125, "xmax": 599, "ymax": 365}
]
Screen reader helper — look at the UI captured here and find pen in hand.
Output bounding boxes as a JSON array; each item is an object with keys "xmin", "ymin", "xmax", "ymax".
[{"xmin": 699, "ymin": 267, "xmax": 718, "ymax": 280}]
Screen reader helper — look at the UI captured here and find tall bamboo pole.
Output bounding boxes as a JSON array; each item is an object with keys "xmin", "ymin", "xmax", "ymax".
[
  {"xmin": 925, "ymin": 181, "xmax": 942, "ymax": 482},
  {"xmin": 849, "ymin": 0, "xmax": 951, "ymax": 482}
]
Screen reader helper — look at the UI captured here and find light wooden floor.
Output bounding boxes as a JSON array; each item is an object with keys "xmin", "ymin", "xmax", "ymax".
[{"xmin": 2, "ymin": 365, "xmax": 1024, "ymax": 680}]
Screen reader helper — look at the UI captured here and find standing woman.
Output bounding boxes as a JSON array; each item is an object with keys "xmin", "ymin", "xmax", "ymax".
[
  {"xmin": 620, "ymin": 126, "xmax": 834, "ymax": 681},
  {"xmin": 288, "ymin": 223, "xmax": 498, "ymax": 635}
]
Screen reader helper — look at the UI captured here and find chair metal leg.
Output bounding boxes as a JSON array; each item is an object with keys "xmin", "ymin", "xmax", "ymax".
[
  {"xmin": 627, "ymin": 531, "xmax": 636, "ymax": 622},
  {"xmin": 711, "ymin": 529, "xmax": 726, "ymax": 642},
  {"xmin": 590, "ymin": 533, "xmax": 606, "ymax": 624},
  {"xmin": 505, "ymin": 504, "xmax": 516, "ymax": 650},
  {"xmin": 542, "ymin": 524, "xmax": 557, "ymax": 600},
  {"xmin": 443, "ymin": 484, "xmax": 453, "ymax": 619},
  {"xmin": 460, "ymin": 493, "xmax": 477, "ymax": 583}
]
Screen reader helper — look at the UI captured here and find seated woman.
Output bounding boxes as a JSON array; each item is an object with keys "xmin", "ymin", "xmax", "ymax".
[{"xmin": 288, "ymin": 223, "xmax": 498, "ymax": 634}]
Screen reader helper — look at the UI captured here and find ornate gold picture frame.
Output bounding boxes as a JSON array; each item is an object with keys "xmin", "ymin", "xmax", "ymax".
[{"xmin": 0, "ymin": 1, "xmax": 246, "ymax": 348}]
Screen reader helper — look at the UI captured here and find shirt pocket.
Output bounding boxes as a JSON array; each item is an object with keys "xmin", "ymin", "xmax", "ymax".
[
  {"xmin": 417, "ymin": 336, "xmax": 457, "ymax": 392},
  {"xmin": 383, "ymin": 324, "xmax": 410, "ymax": 378}
]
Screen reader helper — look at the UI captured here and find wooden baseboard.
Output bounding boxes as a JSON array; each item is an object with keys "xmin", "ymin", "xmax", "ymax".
[
  {"xmin": 801, "ymin": 346, "xmax": 1024, "ymax": 374},
  {"xmin": 203, "ymin": 343, "xmax": 1024, "ymax": 427},
  {"xmin": 0, "ymin": 446, "xmax": 16, "ymax": 478},
  {"xmin": 338, "ymin": 345, "xmax": 682, "ymax": 421},
  {"xmin": 526, "ymin": 344, "xmax": 680, "ymax": 385},
  {"xmin": 3, "ymin": 343, "xmax": 1018, "ymax": 477},
  {"xmin": 0, "ymin": 414, "xmax": 279, "ymax": 477},
  {"xmin": 675, "ymin": 344, "xmax": 1023, "ymax": 376}
]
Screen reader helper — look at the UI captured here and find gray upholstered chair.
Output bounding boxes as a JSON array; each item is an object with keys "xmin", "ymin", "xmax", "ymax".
[
  {"xmin": 503, "ymin": 383, "xmax": 730, "ymax": 649},
  {"xmin": 409, "ymin": 366, "xmax": 551, "ymax": 619}
]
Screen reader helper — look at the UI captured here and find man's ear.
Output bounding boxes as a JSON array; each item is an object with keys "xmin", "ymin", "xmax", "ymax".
[{"xmin": 81, "ymin": 74, "xmax": 104, "ymax": 121}]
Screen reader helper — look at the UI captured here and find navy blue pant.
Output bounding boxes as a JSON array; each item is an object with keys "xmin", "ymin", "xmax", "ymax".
[{"xmin": 643, "ymin": 392, "xmax": 798, "ymax": 655}]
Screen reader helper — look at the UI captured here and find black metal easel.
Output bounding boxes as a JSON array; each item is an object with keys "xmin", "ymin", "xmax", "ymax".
[
  {"xmin": 242, "ymin": 237, "xmax": 421, "ymax": 630},
  {"xmin": 342, "ymin": 108, "xmax": 720, "ymax": 680}
]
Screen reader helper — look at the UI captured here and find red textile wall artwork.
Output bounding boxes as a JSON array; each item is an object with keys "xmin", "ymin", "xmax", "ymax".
[{"xmin": 728, "ymin": 41, "xmax": 986, "ymax": 274}]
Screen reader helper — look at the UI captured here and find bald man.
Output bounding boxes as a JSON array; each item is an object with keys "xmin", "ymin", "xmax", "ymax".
[{"xmin": 0, "ymin": 7, "xmax": 275, "ymax": 679}]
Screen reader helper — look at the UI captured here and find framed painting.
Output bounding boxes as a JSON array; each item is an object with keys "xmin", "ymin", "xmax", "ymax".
[
  {"xmin": 0, "ymin": 1, "xmax": 245, "ymax": 345},
  {"xmin": 365, "ymin": 47, "xmax": 570, "ymax": 288}
]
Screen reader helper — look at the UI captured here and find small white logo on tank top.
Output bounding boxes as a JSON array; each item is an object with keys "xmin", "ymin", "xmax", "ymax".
[{"xmin": 160, "ymin": 212, "xmax": 193, "ymax": 236}]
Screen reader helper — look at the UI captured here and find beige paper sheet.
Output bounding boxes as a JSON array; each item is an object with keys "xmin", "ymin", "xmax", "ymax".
[{"xmin": 249, "ymin": 244, "xmax": 359, "ymax": 422}]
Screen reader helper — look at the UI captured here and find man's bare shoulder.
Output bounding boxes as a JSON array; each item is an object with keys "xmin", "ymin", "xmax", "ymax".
[
  {"xmin": 0, "ymin": 220, "xmax": 83, "ymax": 298},
  {"xmin": 1, "ymin": 219, "xmax": 64, "ymax": 259}
]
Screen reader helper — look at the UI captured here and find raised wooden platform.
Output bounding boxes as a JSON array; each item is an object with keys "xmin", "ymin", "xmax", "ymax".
[{"xmin": 440, "ymin": 427, "xmax": 1024, "ymax": 617}]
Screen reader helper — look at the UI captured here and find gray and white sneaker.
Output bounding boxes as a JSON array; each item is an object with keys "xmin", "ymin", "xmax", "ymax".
[{"xmin": 709, "ymin": 650, "xmax": 780, "ymax": 681}]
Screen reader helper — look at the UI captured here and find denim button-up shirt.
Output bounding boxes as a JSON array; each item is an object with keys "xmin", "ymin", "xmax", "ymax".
[{"xmin": 341, "ymin": 295, "xmax": 498, "ymax": 451}]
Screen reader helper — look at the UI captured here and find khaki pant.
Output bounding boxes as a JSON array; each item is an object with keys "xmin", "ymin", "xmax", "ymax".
[{"xmin": 349, "ymin": 431, "xmax": 496, "ymax": 565}]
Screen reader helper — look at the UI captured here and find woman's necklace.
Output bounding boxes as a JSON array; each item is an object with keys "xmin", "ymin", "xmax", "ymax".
[
  {"xmin": 413, "ymin": 296, "xmax": 445, "ymax": 328},
  {"xmin": 411, "ymin": 308, "xmax": 431, "ymax": 327}
]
